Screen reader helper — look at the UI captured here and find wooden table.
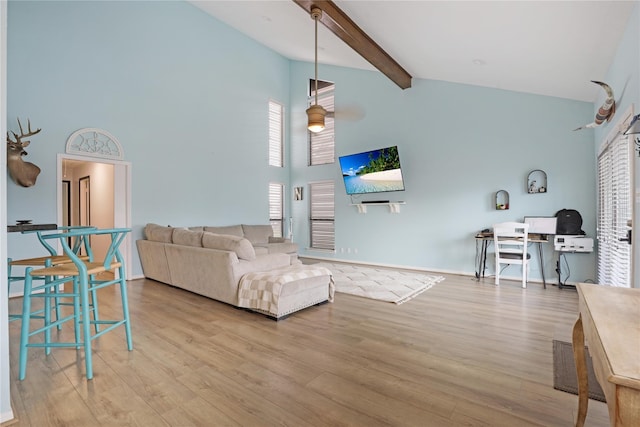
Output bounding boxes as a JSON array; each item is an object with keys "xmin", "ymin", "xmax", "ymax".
[{"xmin": 572, "ymin": 283, "xmax": 640, "ymax": 427}]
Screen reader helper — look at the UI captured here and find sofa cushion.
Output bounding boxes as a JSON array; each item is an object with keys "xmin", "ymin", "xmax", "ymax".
[
  {"xmin": 242, "ymin": 224, "xmax": 273, "ymax": 245},
  {"xmin": 204, "ymin": 225, "xmax": 244, "ymax": 238},
  {"xmin": 253, "ymin": 246, "xmax": 269, "ymax": 256},
  {"xmin": 266, "ymin": 242, "xmax": 298, "ymax": 254},
  {"xmin": 202, "ymin": 232, "xmax": 256, "ymax": 261},
  {"xmin": 145, "ymin": 223, "xmax": 174, "ymax": 243},
  {"xmin": 172, "ymin": 228, "xmax": 204, "ymax": 247}
]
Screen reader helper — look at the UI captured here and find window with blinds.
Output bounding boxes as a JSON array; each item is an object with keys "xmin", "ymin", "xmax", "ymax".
[
  {"xmin": 269, "ymin": 182, "xmax": 284, "ymax": 238},
  {"xmin": 597, "ymin": 133, "xmax": 632, "ymax": 287},
  {"xmin": 309, "ymin": 80, "xmax": 335, "ymax": 166},
  {"xmin": 309, "ymin": 180, "xmax": 335, "ymax": 250},
  {"xmin": 268, "ymin": 100, "xmax": 284, "ymax": 167}
]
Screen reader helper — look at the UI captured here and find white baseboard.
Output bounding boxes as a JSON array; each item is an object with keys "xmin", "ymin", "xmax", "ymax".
[{"xmin": 0, "ymin": 409, "xmax": 15, "ymax": 424}]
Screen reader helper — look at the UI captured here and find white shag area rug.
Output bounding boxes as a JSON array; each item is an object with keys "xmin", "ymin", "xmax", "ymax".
[{"xmin": 314, "ymin": 262, "xmax": 444, "ymax": 304}]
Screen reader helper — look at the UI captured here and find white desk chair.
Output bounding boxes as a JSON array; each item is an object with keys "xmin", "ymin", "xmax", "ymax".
[{"xmin": 493, "ymin": 222, "xmax": 531, "ymax": 288}]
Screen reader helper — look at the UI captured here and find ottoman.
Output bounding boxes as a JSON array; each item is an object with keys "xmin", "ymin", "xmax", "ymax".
[{"xmin": 237, "ymin": 264, "xmax": 334, "ymax": 320}]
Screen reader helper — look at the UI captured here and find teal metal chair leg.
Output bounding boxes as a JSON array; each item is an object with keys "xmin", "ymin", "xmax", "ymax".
[
  {"xmin": 78, "ymin": 273, "xmax": 94, "ymax": 380},
  {"xmin": 73, "ymin": 277, "xmax": 81, "ymax": 349},
  {"xmin": 44, "ymin": 258, "xmax": 63, "ymax": 331},
  {"xmin": 88, "ymin": 273, "xmax": 101, "ymax": 333},
  {"xmin": 18, "ymin": 268, "xmax": 34, "ymax": 380},
  {"xmin": 117, "ymin": 265, "xmax": 133, "ymax": 351},
  {"xmin": 43, "ymin": 279, "xmax": 52, "ymax": 356}
]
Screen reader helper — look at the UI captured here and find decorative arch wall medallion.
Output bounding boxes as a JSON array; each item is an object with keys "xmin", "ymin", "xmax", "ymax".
[{"xmin": 65, "ymin": 128, "xmax": 124, "ymax": 160}]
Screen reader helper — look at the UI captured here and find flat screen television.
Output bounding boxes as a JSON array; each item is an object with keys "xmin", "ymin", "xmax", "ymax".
[{"xmin": 338, "ymin": 146, "xmax": 405, "ymax": 195}]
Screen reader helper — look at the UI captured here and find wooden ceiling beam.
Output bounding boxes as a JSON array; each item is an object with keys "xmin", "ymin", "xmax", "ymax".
[{"xmin": 293, "ymin": 0, "xmax": 412, "ymax": 89}]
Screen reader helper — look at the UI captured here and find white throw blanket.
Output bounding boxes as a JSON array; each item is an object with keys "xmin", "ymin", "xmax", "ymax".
[{"xmin": 238, "ymin": 265, "xmax": 335, "ymax": 314}]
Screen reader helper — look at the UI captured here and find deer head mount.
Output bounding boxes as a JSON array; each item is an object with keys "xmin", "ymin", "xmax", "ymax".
[{"xmin": 6, "ymin": 118, "xmax": 42, "ymax": 187}]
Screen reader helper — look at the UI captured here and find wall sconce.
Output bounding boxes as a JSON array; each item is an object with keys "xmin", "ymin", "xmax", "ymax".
[{"xmin": 623, "ymin": 113, "xmax": 640, "ymax": 157}]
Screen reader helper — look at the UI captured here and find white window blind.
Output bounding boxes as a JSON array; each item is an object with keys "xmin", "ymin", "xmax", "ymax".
[
  {"xmin": 269, "ymin": 182, "xmax": 284, "ymax": 238},
  {"xmin": 597, "ymin": 134, "xmax": 632, "ymax": 287},
  {"xmin": 309, "ymin": 180, "xmax": 335, "ymax": 250},
  {"xmin": 309, "ymin": 82, "xmax": 335, "ymax": 166},
  {"xmin": 268, "ymin": 100, "xmax": 284, "ymax": 167}
]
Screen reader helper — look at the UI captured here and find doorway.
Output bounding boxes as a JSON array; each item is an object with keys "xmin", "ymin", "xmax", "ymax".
[{"xmin": 57, "ymin": 155, "xmax": 132, "ymax": 277}]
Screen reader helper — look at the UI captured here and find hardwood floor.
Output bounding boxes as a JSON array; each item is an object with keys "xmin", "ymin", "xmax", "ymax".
[{"xmin": 5, "ymin": 269, "xmax": 609, "ymax": 426}]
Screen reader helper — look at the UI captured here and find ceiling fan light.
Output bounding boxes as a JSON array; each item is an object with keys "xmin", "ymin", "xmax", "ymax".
[{"xmin": 306, "ymin": 104, "xmax": 327, "ymax": 132}]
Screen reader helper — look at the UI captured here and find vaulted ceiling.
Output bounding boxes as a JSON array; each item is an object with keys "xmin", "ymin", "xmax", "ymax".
[{"xmin": 190, "ymin": 1, "xmax": 635, "ymax": 103}]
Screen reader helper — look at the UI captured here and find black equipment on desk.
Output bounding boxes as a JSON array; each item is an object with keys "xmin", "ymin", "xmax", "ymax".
[{"xmin": 555, "ymin": 208, "xmax": 585, "ymax": 235}]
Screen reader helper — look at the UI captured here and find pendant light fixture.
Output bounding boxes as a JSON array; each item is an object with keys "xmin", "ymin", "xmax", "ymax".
[{"xmin": 306, "ymin": 7, "xmax": 327, "ymax": 133}]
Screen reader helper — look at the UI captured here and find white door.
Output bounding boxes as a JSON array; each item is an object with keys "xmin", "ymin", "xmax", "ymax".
[{"xmin": 597, "ymin": 109, "xmax": 634, "ymax": 287}]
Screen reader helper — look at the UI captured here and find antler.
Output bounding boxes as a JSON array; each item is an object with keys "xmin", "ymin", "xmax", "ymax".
[{"xmin": 7, "ymin": 118, "xmax": 41, "ymax": 145}]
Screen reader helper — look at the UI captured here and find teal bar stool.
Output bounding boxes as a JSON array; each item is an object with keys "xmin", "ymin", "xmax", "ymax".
[
  {"xmin": 18, "ymin": 227, "xmax": 133, "ymax": 380},
  {"xmin": 8, "ymin": 226, "xmax": 96, "ymax": 326}
]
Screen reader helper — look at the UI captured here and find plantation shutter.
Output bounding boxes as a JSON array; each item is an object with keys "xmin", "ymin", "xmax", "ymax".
[
  {"xmin": 269, "ymin": 182, "xmax": 284, "ymax": 238},
  {"xmin": 268, "ymin": 100, "xmax": 284, "ymax": 167},
  {"xmin": 309, "ymin": 83, "xmax": 335, "ymax": 166},
  {"xmin": 309, "ymin": 180, "xmax": 335, "ymax": 250},
  {"xmin": 597, "ymin": 133, "xmax": 632, "ymax": 287}
]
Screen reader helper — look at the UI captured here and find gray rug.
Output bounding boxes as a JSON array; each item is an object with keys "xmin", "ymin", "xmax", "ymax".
[
  {"xmin": 552, "ymin": 339, "xmax": 606, "ymax": 402},
  {"xmin": 315, "ymin": 262, "xmax": 444, "ymax": 304}
]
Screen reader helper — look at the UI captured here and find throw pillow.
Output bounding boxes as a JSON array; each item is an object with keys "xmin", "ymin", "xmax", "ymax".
[
  {"xmin": 241, "ymin": 224, "xmax": 273, "ymax": 245},
  {"xmin": 145, "ymin": 223, "xmax": 173, "ymax": 243},
  {"xmin": 172, "ymin": 228, "xmax": 204, "ymax": 247},
  {"xmin": 202, "ymin": 232, "xmax": 256, "ymax": 261}
]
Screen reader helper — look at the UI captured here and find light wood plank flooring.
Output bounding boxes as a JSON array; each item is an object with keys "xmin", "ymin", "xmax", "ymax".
[{"xmin": 5, "ymin": 268, "xmax": 608, "ymax": 426}]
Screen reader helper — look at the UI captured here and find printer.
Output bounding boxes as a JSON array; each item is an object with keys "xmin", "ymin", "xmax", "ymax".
[{"xmin": 554, "ymin": 235, "xmax": 594, "ymax": 253}]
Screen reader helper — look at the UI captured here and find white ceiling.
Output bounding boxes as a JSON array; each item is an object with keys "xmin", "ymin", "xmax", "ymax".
[{"xmin": 190, "ymin": 0, "xmax": 636, "ymax": 103}]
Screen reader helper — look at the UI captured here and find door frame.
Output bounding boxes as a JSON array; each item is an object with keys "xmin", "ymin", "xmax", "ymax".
[
  {"xmin": 57, "ymin": 153, "xmax": 132, "ymax": 278},
  {"xmin": 78, "ymin": 175, "xmax": 91, "ymax": 227}
]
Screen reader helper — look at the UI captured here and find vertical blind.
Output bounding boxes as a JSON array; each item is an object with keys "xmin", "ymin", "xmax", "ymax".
[
  {"xmin": 597, "ymin": 134, "xmax": 631, "ymax": 287},
  {"xmin": 309, "ymin": 83, "xmax": 335, "ymax": 166},
  {"xmin": 268, "ymin": 100, "xmax": 284, "ymax": 168},
  {"xmin": 269, "ymin": 182, "xmax": 284, "ymax": 238},
  {"xmin": 309, "ymin": 180, "xmax": 335, "ymax": 250}
]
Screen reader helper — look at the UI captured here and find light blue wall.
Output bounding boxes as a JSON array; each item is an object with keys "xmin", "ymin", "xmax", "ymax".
[
  {"xmin": 290, "ymin": 62, "xmax": 597, "ymax": 282},
  {"xmin": 7, "ymin": 1, "xmax": 291, "ymax": 274}
]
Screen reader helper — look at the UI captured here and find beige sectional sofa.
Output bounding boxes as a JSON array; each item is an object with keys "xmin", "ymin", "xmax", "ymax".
[{"xmin": 137, "ymin": 223, "xmax": 332, "ymax": 319}]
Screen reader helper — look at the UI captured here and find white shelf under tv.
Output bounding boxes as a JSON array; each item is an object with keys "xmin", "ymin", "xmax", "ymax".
[{"xmin": 350, "ymin": 201, "xmax": 405, "ymax": 214}]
